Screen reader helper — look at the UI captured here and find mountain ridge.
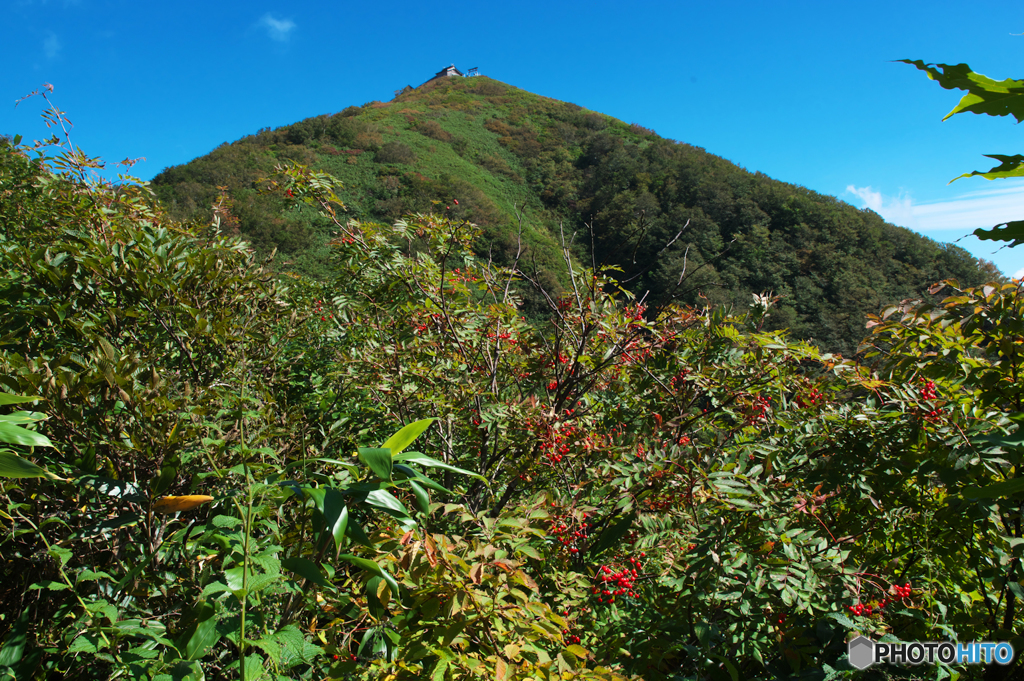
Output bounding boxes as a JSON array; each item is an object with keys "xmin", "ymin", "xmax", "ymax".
[{"xmin": 151, "ymin": 73, "xmax": 999, "ymax": 355}]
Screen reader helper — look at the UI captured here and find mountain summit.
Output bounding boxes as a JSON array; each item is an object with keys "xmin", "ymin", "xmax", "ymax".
[{"xmin": 151, "ymin": 75, "xmax": 996, "ymax": 355}]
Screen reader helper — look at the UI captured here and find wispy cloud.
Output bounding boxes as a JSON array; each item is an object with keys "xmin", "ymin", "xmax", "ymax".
[
  {"xmin": 847, "ymin": 182, "xmax": 1024, "ymax": 278},
  {"xmin": 846, "ymin": 185, "xmax": 917, "ymax": 230},
  {"xmin": 43, "ymin": 31, "xmax": 61, "ymax": 59},
  {"xmin": 258, "ymin": 13, "xmax": 295, "ymax": 42},
  {"xmin": 845, "ymin": 182, "xmax": 1024, "ymax": 234}
]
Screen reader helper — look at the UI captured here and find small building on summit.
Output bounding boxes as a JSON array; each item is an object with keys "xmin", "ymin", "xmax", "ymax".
[
  {"xmin": 434, "ymin": 64, "xmax": 464, "ymax": 79},
  {"xmin": 424, "ymin": 65, "xmax": 480, "ymax": 86}
]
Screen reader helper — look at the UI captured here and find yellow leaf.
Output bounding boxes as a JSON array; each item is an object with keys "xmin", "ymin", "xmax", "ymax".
[
  {"xmin": 153, "ymin": 495, "xmax": 214, "ymax": 514},
  {"xmin": 376, "ymin": 576, "xmax": 392, "ymax": 609}
]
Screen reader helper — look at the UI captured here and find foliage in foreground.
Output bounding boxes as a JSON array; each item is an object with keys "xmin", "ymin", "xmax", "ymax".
[
  {"xmin": 902, "ymin": 59, "xmax": 1024, "ymax": 247},
  {"xmin": 1, "ymin": 105, "xmax": 1023, "ymax": 681}
]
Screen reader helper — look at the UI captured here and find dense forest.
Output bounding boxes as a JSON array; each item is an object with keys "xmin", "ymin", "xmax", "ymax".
[
  {"xmin": 150, "ymin": 75, "xmax": 1000, "ymax": 356},
  {"xmin": 1, "ymin": 74, "xmax": 1022, "ymax": 681}
]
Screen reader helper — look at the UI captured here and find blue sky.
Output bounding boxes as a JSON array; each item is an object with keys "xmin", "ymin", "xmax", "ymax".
[{"xmin": 4, "ymin": 0, "xmax": 1023, "ymax": 277}]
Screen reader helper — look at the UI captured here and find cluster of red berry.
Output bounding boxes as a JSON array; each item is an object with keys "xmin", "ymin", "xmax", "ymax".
[
  {"xmin": 549, "ymin": 511, "xmax": 590, "ymax": 554},
  {"xmin": 849, "ymin": 582, "xmax": 913, "ymax": 617},
  {"xmin": 625, "ymin": 303, "xmax": 647, "ymax": 328},
  {"xmin": 545, "ymin": 353, "xmax": 570, "ymax": 366},
  {"xmin": 559, "ymin": 608, "xmax": 582, "ymax": 644},
  {"xmin": 485, "ymin": 329, "xmax": 516, "ymax": 344},
  {"xmin": 447, "ymin": 267, "xmax": 477, "ymax": 284},
  {"xmin": 794, "ymin": 386, "xmax": 824, "ymax": 408},
  {"xmin": 620, "ymin": 337, "xmax": 654, "ymax": 365},
  {"xmin": 332, "ymin": 653, "xmax": 357, "ymax": 662},
  {"xmin": 413, "ymin": 312, "xmax": 443, "ymax": 335},
  {"xmin": 311, "ymin": 298, "xmax": 333, "ymax": 322},
  {"xmin": 920, "ymin": 379, "xmax": 938, "ymax": 400},
  {"xmin": 592, "ymin": 554, "xmax": 644, "ymax": 604},
  {"xmin": 746, "ymin": 394, "xmax": 772, "ymax": 424},
  {"xmin": 668, "ymin": 368, "xmax": 691, "ymax": 391},
  {"xmin": 537, "ymin": 422, "xmax": 582, "ymax": 464}
]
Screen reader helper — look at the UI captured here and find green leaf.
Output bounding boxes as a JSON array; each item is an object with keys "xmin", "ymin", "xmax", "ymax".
[
  {"xmin": 977, "ymin": 430, "xmax": 1024, "ymax": 450},
  {"xmin": 0, "ymin": 452, "xmax": 50, "ymax": 479},
  {"xmin": 322, "ymin": 488, "xmax": 349, "ymax": 553},
  {"xmin": 68, "ymin": 634, "xmax": 101, "ymax": 654},
  {"xmin": 899, "ymin": 61, "xmax": 1024, "ymax": 123},
  {"xmin": 1009, "ymin": 582, "xmax": 1024, "ymax": 601},
  {"xmin": 365, "ymin": 489, "xmax": 410, "ymax": 517},
  {"xmin": 694, "ymin": 622, "xmax": 711, "ymax": 647},
  {"xmin": 338, "ymin": 554, "xmax": 383, "ymax": 574},
  {"xmin": 962, "ymin": 477, "xmax": 1024, "ymax": 499},
  {"xmin": 0, "ymin": 413, "xmax": 45, "ymax": 425},
  {"xmin": 28, "ymin": 580, "xmax": 68, "ymax": 591},
  {"xmin": 974, "ymin": 220, "xmax": 1024, "ymax": 248},
  {"xmin": 224, "ymin": 567, "xmax": 248, "ymax": 600},
  {"xmin": 953, "ymin": 154, "xmax": 1024, "ymax": 182},
  {"xmin": 588, "ymin": 513, "xmax": 635, "ymax": 558},
  {"xmin": 281, "ymin": 557, "xmax": 336, "ymax": 592},
  {"xmin": 339, "ymin": 555, "xmax": 401, "ymax": 599},
  {"xmin": 380, "ymin": 418, "xmax": 435, "ymax": 456},
  {"xmin": 0, "ymin": 607, "xmax": 30, "ymax": 667},
  {"xmin": 358, "ymin": 447, "xmax": 393, "ymax": 482},
  {"xmin": 0, "ymin": 422, "xmax": 53, "ymax": 449},
  {"xmin": 0, "ymin": 393, "xmax": 43, "ymax": 406},
  {"xmin": 408, "ymin": 479, "xmax": 429, "ymax": 514},
  {"xmin": 48, "ymin": 546, "xmax": 71, "ymax": 566},
  {"xmin": 393, "ymin": 464, "xmax": 451, "ymax": 493},
  {"xmin": 392, "ymin": 452, "xmax": 486, "ymax": 482},
  {"xmin": 184, "ymin": 602, "xmax": 221, "ymax": 661}
]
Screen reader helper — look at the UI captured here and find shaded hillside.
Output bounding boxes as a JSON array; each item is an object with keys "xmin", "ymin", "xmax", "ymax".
[{"xmin": 151, "ymin": 74, "xmax": 998, "ymax": 355}]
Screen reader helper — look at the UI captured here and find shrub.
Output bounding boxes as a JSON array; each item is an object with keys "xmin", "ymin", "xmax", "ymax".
[
  {"xmin": 414, "ymin": 119, "xmax": 453, "ymax": 143},
  {"xmin": 375, "ymin": 141, "xmax": 417, "ymax": 165}
]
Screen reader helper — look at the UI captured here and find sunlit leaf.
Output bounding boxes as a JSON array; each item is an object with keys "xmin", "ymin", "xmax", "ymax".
[
  {"xmin": 392, "ymin": 452, "xmax": 486, "ymax": 482},
  {"xmin": 0, "ymin": 451, "xmax": 51, "ymax": 479},
  {"xmin": 380, "ymin": 418, "xmax": 435, "ymax": 456},
  {"xmin": 357, "ymin": 447, "xmax": 393, "ymax": 482},
  {"xmin": 153, "ymin": 495, "xmax": 215, "ymax": 514},
  {"xmin": 962, "ymin": 478, "xmax": 1024, "ymax": 499},
  {"xmin": 322, "ymin": 488, "xmax": 349, "ymax": 553},
  {"xmin": 0, "ymin": 422, "xmax": 53, "ymax": 448},
  {"xmin": 0, "ymin": 393, "xmax": 43, "ymax": 406}
]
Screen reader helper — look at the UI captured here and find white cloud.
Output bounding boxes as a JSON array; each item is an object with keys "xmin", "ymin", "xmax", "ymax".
[
  {"xmin": 846, "ymin": 182, "xmax": 1024, "ymax": 234},
  {"xmin": 43, "ymin": 31, "xmax": 60, "ymax": 59},
  {"xmin": 259, "ymin": 14, "xmax": 295, "ymax": 42},
  {"xmin": 845, "ymin": 185, "xmax": 917, "ymax": 230},
  {"xmin": 1015, "ymin": 266, "xmax": 1024, "ymax": 280}
]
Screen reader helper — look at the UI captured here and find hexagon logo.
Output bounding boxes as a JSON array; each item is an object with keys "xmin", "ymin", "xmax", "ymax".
[{"xmin": 848, "ymin": 635, "xmax": 876, "ymax": 670}]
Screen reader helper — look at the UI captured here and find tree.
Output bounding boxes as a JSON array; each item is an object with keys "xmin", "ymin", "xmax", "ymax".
[{"xmin": 902, "ymin": 60, "xmax": 1024, "ymax": 248}]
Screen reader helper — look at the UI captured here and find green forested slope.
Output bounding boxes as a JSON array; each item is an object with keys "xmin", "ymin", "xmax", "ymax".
[{"xmin": 151, "ymin": 75, "xmax": 998, "ymax": 355}]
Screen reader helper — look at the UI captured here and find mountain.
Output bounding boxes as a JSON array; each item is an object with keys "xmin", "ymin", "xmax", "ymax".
[{"xmin": 150, "ymin": 72, "xmax": 999, "ymax": 355}]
